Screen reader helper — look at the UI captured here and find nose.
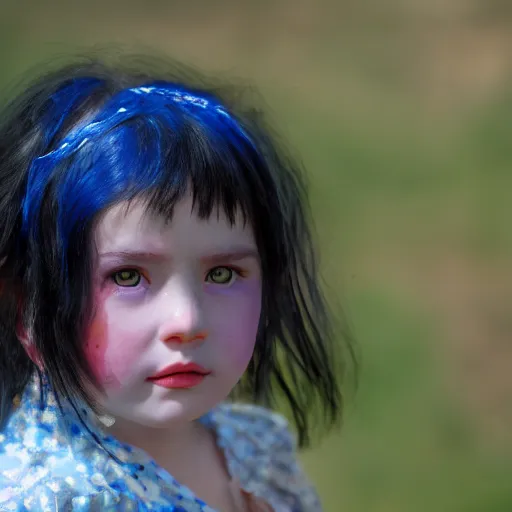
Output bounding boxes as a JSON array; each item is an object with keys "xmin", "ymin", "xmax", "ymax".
[
  {"xmin": 162, "ymin": 331, "xmax": 207, "ymax": 344},
  {"xmin": 157, "ymin": 283, "xmax": 207, "ymax": 345}
]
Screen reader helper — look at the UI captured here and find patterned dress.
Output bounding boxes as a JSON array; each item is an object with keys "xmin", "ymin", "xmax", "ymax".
[{"xmin": 0, "ymin": 374, "xmax": 322, "ymax": 511}]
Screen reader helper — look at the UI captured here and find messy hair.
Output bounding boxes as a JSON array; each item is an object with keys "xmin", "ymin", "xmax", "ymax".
[{"xmin": 0, "ymin": 53, "xmax": 353, "ymax": 447}]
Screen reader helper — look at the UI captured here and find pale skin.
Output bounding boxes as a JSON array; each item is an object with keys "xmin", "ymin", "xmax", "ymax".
[{"xmin": 24, "ymin": 192, "xmax": 264, "ymax": 511}]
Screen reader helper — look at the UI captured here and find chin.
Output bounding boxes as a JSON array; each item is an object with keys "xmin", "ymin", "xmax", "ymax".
[{"xmin": 125, "ymin": 397, "xmax": 212, "ymax": 428}]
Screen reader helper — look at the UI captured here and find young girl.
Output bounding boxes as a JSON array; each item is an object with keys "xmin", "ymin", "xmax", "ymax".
[{"xmin": 0, "ymin": 54, "xmax": 350, "ymax": 511}]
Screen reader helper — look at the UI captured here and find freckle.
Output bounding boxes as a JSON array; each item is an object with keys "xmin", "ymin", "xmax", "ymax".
[{"xmin": 96, "ymin": 344, "xmax": 100, "ymax": 349}]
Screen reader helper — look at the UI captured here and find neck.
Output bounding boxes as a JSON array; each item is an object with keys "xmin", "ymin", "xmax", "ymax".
[{"xmin": 105, "ymin": 417, "xmax": 210, "ymax": 467}]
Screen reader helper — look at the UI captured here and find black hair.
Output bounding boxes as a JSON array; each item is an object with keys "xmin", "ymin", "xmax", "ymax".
[{"xmin": 0, "ymin": 52, "xmax": 354, "ymax": 447}]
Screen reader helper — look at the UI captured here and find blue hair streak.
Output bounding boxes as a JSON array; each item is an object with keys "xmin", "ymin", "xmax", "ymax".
[{"xmin": 21, "ymin": 82, "xmax": 269, "ymax": 296}]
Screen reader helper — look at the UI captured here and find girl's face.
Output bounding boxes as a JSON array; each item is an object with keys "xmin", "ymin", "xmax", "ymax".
[{"xmin": 85, "ymin": 193, "xmax": 262, "ymax": 426}]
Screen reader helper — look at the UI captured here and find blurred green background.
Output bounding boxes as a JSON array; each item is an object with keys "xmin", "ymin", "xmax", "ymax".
[{"xmin": 2, "ymin": 1, "xmax": 512, "ymax": 510}]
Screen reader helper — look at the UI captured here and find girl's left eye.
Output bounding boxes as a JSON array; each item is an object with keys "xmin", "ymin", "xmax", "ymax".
[
  {"xmin": 112, "ymin": 269, "xmax": 142, "ymax": 287},
  {"xmin": 206, "ymin": 266, "xmax": 236, "ymax": 285}
]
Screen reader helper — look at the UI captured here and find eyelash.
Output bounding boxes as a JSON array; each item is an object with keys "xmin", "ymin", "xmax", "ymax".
[
  {"xmin": 108, "ymin": 265, "xmax": 245, "ymax": 288},
  {"xmin": 109, "ymin": 267, "xmax": 148, "ymax": 288},
  {"xmin": 205, "ymin": 266, "xmax": 244, "ymax": 285}
]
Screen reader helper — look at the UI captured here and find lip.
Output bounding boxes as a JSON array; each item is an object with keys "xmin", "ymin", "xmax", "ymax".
[
  {"xmin": 146, "ymin": 362, "xmax": 211, "ymax": 389},
  {"xmin": 147, "ymin": 362, "xmax": 211, "ymax": 380}
]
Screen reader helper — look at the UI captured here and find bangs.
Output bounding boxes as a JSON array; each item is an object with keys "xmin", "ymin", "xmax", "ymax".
[
  {"xmin": 140, "ymin": 113, "xmax": 258, "ymax": 226},
  {"xmin": 56, "ymin": 104, "xmax": 270, "ymax": 249},
  {"xmin": 20, "ymin": 82, "xmax": 285, "ymax": 304}
]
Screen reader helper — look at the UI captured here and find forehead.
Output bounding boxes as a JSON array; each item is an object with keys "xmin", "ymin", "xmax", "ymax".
[{"xmin": 94, "ymin": 194, "xmax": 256, "ymax": 252}]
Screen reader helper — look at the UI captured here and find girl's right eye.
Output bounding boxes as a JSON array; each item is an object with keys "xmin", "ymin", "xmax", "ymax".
[{"xmin": 111, "ymin": 269, "xmax": 142, "ymax": 287}]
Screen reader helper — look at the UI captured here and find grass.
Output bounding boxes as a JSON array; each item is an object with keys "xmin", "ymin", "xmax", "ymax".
[
  {"xmin": 301, "ymin": 288, "xmax": 512, "ymax": 511},
  {"xmin": 286, "ymin": 88, "xmax": 512, "ymax": 510}
]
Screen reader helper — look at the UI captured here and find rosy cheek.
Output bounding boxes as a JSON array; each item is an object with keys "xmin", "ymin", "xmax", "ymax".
[
  {"xmin": 85, "ymin": 288, "xmax": 149, "ymax": 391},
  {"xmin": 84, "ymin": 291, "xmax": 120, "ymax": 390},
  {"xmin": 217, "ymin": 279, "xmax": 262, "ymax": 366}
]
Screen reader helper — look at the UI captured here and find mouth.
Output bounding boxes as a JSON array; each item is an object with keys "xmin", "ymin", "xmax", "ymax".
[{"xmin": 146, "ymin": 362, "xmax": 211, "ymax": 389}]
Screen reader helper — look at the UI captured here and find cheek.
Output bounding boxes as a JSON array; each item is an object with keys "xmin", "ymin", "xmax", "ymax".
[
  {"xmin": 84, "ymin": 292, "xmax": 146, "ymax": 391},
  {"xmin": 84, "ymin": 293, "xmax": 117, "ymax": 389},
  {"xmin": 212, "ymin": 280, "xmax": 262, "ymax": 367}
]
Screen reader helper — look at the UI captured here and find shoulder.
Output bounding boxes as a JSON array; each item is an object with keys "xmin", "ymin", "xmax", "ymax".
[
  {"xmin": 0, "ymin": 449, "xmax": 202, "ymax": 512},
  {"xmin": 1, "ymin": 376, "xmax": 210, "ymax": 511},
  {"xmin": 0, "ymin": 445, "xmax": 119, "ymax": 511},
  {"xmin": 209, "ymin": 403, "xmax": 322, "ymax": 511},
  {"xmin": 213, "ymin": 402, "xmax": 293, "ymax": 448},
  {"xmin": 0, "ymin": 435, "xmax": 196, "ymax": 512}
]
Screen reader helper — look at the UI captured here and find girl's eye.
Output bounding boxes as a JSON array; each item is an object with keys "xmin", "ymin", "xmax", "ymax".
[
  {"xmin": 206, "ymin": 266, "xmax": 235, "ymax": 285},
  {"xmin": 112, "ymin": 269, "xmax": 142, "ymax": 287}
]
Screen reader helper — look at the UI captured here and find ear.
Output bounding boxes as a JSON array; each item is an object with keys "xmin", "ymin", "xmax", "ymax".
[
  {"xmin": 16, "ymin": 322, "xmax": 31, "ymax": 350},
  {"xmin": 16, "ymin": 316, "xmax": 42, "ymax": 369}
]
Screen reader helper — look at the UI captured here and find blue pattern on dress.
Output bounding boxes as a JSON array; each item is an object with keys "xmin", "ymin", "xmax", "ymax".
[{"xmin": 0, "ymin": 374, "xmax": 321, "ymax": 511}]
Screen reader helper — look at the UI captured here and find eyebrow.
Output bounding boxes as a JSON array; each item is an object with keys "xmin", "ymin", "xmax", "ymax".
[
  {"xmin": 98, "ymin": 247, "xmax": 259, "ymax": 264},
  {"xmin": 200, "ymin": 248, "xmax": 259, "ymax": 265},
  {"xmin": 98, "ymin": 251, "xmax": 169, "ymax": 263}
]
